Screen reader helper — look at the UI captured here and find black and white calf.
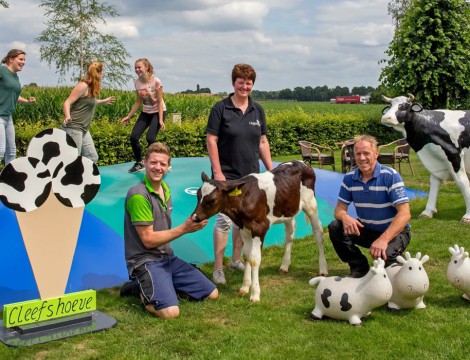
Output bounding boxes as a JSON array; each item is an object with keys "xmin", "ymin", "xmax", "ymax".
[
  {"xmin": 191, "ymin": 160, "xmax": 328, "ymax": 302},
  {"xmin": 381, "ymin": 94, "xmax": 470, "ymax": 223}
]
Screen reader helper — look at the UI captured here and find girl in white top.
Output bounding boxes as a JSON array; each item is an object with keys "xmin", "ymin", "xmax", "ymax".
[{"xmin": 121, "ymin": 58, "xmax": 167, "ymax": 173}]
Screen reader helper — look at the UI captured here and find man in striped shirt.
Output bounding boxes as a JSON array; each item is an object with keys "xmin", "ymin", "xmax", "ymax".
[{"xmin": 328, "ymin": 135, "xmax": 411, "ymax": 278}]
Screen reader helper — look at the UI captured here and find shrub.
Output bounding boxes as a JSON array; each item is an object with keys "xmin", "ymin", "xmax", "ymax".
[
  {"xmin": 14, "ymin": 111, "xmax": 398, "ymax": 166},
  {"xmin": 11, "ymin": 88, "xmax": 397, "ymax": 165}
]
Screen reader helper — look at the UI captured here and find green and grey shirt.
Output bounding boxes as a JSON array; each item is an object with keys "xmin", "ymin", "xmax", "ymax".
[
  {"xmin": 66, "ymin": 96, "xmax": 97, "ymax": 133},
  {"xmin": 0, "ymin": 66, "xmax": 21, "ymax": 117},
  {"xmin": 124, "ymin": 176, "xmax": 173, "ymax": 275}
]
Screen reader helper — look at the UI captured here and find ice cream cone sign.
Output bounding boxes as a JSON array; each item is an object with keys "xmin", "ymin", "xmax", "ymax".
[{"xmin": 0, "ymin": 128, "xmax": 100, "ymax": 300}]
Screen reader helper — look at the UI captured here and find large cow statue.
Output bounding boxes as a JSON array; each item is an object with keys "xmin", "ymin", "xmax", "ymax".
[{"xmin": 381, "ymin": 94, "xmax": 470, "ymax": 223}]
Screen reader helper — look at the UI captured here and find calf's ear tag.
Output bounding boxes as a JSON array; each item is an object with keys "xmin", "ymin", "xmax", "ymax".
[{"xmin": 229, "ymin": 187, "xmax": 242, "ymax": 196}]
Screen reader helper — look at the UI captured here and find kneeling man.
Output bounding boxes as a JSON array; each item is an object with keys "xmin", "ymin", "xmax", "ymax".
[
  {"xmin": 123, "ymin": 142, "xmax": 218, "ymax": 318},
  {"xmin": 328, "ymin": 135, "xmax": 411, "ymax": 278}
]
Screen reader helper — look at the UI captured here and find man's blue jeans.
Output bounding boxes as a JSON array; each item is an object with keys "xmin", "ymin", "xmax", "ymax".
[{"xmin": 328, "ymin": 219, "xmax": 411, "ymax": 272}]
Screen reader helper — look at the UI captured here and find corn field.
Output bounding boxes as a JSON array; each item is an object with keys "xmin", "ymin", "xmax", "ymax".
[{"xmin": 15, "ymin": 87, "xmax": 222, "ymax": 124}]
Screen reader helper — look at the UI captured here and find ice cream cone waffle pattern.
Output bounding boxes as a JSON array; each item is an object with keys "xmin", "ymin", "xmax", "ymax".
[{"xmin": 0, "ymin": 128, "xmax": 100, "ymax": 299}]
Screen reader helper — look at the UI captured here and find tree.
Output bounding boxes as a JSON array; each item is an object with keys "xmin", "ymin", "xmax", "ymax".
[
  {"xmin": 313, "ymin": 85, "xmax": 331, "ymax": 102},
  {"xmin": 351, "ymin": 86, "xmax": 372, "ymax": 96},
  {"xmin": 0, "ymin": 1, "xmax": 9, "ymax": 8},
  {"xmin": 304, "ymin": 86, "xmax": 314, "ymax": 101},
  {"xmin": 379, "ymin": 0, "xmax": 470, "ymax": 108},
  {"xmin": 369, "ymin": 84, "xmax": 392, "ymax": 104},
  {"xmin": 35, "ymin": 0, "xmax": 132, "ymax": 88},
  {"xmin": 293, "ymin": 87, "xmax": 307, "ymax": 101},
  {"xmin": 331, "ymin": 86, "xmax": 349, "ymax": 98},
  {"xmin": 279, "ymin": 88, "xmax": 293, "ymax": 100},
  {"xmin": 388, "ymin": 0, "xmax": 411, "ymax": 29}
]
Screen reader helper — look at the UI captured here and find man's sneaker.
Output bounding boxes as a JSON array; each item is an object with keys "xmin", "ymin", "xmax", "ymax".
[
  {"xmin": 128, "ymin": 162, "xmax": 145, "ymax": 173},
  {"xmin": 229, "ymin": 260, "xmax": 245, "ymax": 271},
  {"xmin": 120, "ymin": 280, "xmax": 140, "ymax": 298},
  {"xmin": 213, "ymin": 269, "xmax": 227, "ymax": 285}
]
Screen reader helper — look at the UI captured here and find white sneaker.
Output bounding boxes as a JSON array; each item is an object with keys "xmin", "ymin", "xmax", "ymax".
[
  {"xmin": 229, "ymin": 260, "xmax": 245, "ymax": 271},
  {"xmin": 213, "ymin": 269, "xmax": 226, "ymax": 285}
]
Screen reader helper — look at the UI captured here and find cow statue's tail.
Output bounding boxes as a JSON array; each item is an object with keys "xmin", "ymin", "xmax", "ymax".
[{"xmin": 309, "ymin": 276, "xmax": 326, "ymax": 287}]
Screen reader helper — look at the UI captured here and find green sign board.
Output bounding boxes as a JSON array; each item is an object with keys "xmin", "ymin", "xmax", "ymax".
[{"xmin": 3, "ymin": 290, "xmax": 96, "ymax": 328}]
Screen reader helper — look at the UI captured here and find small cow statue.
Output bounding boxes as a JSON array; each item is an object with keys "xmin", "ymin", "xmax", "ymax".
[
  {"xmin": 309, "ymin": 258, "xmax": 392, "ymax": 326},
  {"xmin": 381, "ymin": 94, "xmax": 470, "ymax": 223},
  {"xmin": 386, "ymin": 252, "xmax": 430, "ymax": 311},
  {"xmin": 447, "ymin": 244, "xmax": 470, "ymax": 301},
  {"xmin": 191, "ymin": 160, "xmax": 327, "ymax": 302}
]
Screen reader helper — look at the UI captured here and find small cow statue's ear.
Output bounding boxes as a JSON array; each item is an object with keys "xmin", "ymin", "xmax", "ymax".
[{"xmin": 201, "ymin": 172, "xmax": 210, "ymax": 182}]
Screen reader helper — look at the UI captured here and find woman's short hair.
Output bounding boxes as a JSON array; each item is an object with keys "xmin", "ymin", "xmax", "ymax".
[{"xmin": 231, "ymin": 64, "xmax": 256, "ymax": 84}]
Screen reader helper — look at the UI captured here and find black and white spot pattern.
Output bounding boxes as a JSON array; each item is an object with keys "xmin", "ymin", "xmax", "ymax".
[
  {"xmin": 0, "ymin": 157, "xmax": 51, "ymax": 212},
  {"xmin": 0, "ymin": 128, "xmax": 101, "ymax": 212}
]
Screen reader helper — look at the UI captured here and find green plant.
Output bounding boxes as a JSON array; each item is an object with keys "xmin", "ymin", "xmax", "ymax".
[{"xmin": 13, "ymin": 97, "xmax": 397, "ymax": 166}]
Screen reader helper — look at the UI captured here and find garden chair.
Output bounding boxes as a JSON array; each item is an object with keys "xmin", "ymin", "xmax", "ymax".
[
  {"xmin": 298, "ymin": 141, "xmax": 335, "ymax": 171},
  {"xmin": 378, "ymin": 138, "xmax": 415, "ymax": 175},
  {"xmin": 339, "ymin": 140, "xmax": 356, "ymax": 173}
]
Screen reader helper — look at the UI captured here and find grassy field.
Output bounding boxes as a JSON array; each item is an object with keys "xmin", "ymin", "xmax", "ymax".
[
  {"xmin": 260, "ymin": 100, "xmax": 384, "ymax": 118},
  {"xmin": 15, "ymin": 87, "xmax": 384, "ymax": 124},
  {"xmin": 1, "ymin": 149, "xmax": 470, "ymax": 359}
]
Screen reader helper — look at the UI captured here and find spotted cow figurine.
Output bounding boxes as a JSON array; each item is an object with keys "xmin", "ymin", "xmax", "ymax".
[
  {"xmin": 309, "ymin": 258, "xmax": 392, "ymax": 326},
  {"xmin": 447, "ymin": 245, "xmax": 470, "ymax": 301},
  {"xmin": 386, "ymin": 252, "xmax": 430, "ymax": 311}
]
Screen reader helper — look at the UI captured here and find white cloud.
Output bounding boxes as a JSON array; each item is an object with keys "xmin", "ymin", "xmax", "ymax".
[
  {"xmin": 0, "ymin": 0, "xmax": 395, "ymax": 92},
  {"xmin": 165, "ymin": 2, "xmax": 270, "ymax": 31},
  {"xmin": 97, "ymin": 21, "xmax": 140, "ymax": 39},
  {"xmin": 9, "ymin": 41, "xmax": 27, "ymax": 50}
]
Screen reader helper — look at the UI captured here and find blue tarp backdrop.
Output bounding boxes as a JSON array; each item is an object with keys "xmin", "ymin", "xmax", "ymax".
[{"xmin": 0, "ymin": 158, "xmax": 426, "ymax": 307}]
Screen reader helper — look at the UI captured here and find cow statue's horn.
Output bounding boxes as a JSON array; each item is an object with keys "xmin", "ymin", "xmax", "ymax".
[
  {"xmin": 381, "ymin": 95, "xmax": 393, "ymax": 103},
  {"xmin": 407, "ymin": 93, "xmax": 415, "ymax": 102}
]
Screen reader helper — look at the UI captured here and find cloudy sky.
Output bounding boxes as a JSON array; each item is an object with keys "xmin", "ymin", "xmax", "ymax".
[{"xmin": 0, "ymin": 0, "xmax": 394, "ymax": 93}]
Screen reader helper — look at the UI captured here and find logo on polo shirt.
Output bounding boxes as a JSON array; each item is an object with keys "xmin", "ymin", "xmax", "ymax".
[{"xmin": 249, "ymin": 119, "xmax": 261, "ymax": 127}]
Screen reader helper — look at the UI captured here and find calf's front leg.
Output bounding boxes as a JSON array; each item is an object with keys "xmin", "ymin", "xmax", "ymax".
[
  {"xmin": 280, "ymin": 219, "xmax": 295, "ymax": 273},
  {"xmin": 238, "ymin": 231, "xmax": 252, "ymax": 296},
  {"xmin": 238, "ymin": 232, "xmax": 263, "ymax": 302}
]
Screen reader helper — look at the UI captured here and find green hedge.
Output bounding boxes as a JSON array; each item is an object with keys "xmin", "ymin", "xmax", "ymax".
[
  {"xmin": 13, "ymin": 112, "xmax": 399, "ymax": 166},
  {"xmin": 11, "ymin": 89, "xmax": 399, "ymax": 165}
]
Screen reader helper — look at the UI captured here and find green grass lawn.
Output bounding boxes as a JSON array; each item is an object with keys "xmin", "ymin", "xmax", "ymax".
[{"xmin": 2, "ymin": 150, "xmax": 470, "ymax": 359}]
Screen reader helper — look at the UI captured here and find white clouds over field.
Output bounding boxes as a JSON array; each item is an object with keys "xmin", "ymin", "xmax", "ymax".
[{"xmin": 0, "ymin": 0, "xmax": 394, "ymax": 93}]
